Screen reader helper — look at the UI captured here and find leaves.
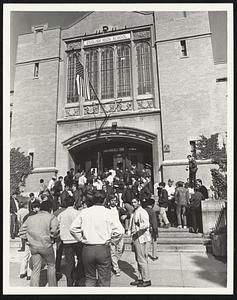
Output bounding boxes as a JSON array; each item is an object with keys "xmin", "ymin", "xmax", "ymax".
[
  {"xmin": 10, "ymin": 148, "xmax": 32, "ymax": 195},
  {"xmin": 196, "ymin": 133, "xmax": 227, "ymax": 199}
]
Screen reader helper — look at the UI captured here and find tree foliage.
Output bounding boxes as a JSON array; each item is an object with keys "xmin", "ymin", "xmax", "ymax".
[
  {"xmin": 10, "ymin": 148, "xmax": 32, "ymax": 195},
  {"xmin": 196, "ymin": 133, "xmax": 227, "ymax": 199}
]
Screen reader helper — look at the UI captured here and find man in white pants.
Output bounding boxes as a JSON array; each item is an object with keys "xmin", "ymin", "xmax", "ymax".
[
  {"xmin": 128, "ymin": 198, "xmax": 151, "ymax": 287},
  {"xmin": 107, "ymin": 195, "xmax": 125, "ymax": 276},
  {"xmin": 19, "ymin": 200, "xmax": 41, "ymax": 280}
]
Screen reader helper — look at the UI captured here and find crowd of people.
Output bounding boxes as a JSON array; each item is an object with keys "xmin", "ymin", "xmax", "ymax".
[{"xmin": 10, "ymin": 156, "xmax": 209, "ymax": 287}]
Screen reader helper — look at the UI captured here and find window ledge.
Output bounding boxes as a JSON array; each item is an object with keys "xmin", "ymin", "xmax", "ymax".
[
  {"xmin": 136, "ymin": 94, "xmax": 153, "ymax": 100},
  {"xmin": 65, "ymin": 102, "xmax": 79, "ymax": 108}
]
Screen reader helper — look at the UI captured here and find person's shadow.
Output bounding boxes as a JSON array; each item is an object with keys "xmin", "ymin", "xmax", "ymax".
[{"xmin": 118, "ymin": 260, "xmax": 137, "ymax": 280}]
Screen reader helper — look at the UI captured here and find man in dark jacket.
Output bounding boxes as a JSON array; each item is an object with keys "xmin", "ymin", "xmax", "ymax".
[
  {"xmin": 72, "ymin": 184, "xmax": 83, "ymax": 210},
  {"xmin": 158, "ymin": 182, "xmax": 170, "ymax": 228},
  {"xmin": 196, "ymin": 179, "xmax": 208, "ymax": 199},
  {"xmin": 64, "ymin": 171, "xmax": 73, "ymax": 188},
  {"xmin": 174, "ymin": 181, "xmax": 189, "ymax": 229},
  {"xmin": 189, "ymin": 188, "xmax": 203, "ymax": 233},
  {"xmin": 187, "ymin": 155, "xmax": 198, "ymax": 186},
  {"xmin": 60, "ymin": 185, "xmax": 71, "ymax": 208},
  {"xmin": 10, "ymin": 192, "xmax": 20, "ymax": 239}
]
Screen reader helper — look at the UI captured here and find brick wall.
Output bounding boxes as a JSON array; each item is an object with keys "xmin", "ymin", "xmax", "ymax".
[{"xmin": 11, "ymin": 28, "xmax": 61, "ymax": 192}]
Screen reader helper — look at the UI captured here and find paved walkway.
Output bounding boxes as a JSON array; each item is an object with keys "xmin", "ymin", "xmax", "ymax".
[{"xmin": 9, "ymin": 246, "xmax": 227, "ymax": 288}]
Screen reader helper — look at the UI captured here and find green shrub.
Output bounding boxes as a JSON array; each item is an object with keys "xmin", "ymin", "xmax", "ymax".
[{"xmin": 10, "ymin": 148, "xmax": 32, "ymax": 195}]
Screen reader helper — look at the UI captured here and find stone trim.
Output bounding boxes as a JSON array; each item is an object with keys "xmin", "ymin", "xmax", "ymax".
[
  {"xmin": 16, "ymin": 57, "xmax": 61, "ymax": 66},
  {"xmin": 62, "ymin": 126, "xmax": 157, "ymax": 150},
  {"xmin": 58, "ymin": 109, "xmax": 161, "ymax": 124},
  {"xmin": 32, "ymin": 167, "xmax": 58, "ymax": 174},
  {"xmin": 155, "ymin": 32, "xmax": 211, "ymax": 45},
  {"xmin": 162, "ymin": 159, "xmax": 213, "ymax": 166}
]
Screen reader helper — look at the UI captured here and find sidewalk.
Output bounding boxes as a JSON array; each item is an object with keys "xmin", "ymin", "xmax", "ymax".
[{"xmin": 9, "ymin": 246, "xmax": 227, "ymax": 288}]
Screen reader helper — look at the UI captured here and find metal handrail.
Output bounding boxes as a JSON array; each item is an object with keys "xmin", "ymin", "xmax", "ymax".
[{"xmin": 214, "ymin": 201, "xmax": 227, "ymax": 234}]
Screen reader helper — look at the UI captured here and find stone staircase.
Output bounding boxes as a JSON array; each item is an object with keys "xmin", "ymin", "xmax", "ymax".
[
  {"xmin": 11, "ymin": 228, "xmax": 210, "ymax": 253},
  {"xmin": 124, "ymin": 227, "xmax": 210, "ymax": 253}
]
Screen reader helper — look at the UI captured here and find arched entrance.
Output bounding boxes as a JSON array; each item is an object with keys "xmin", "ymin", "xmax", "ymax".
[{"xmin": 62, "ymin": 126, "xmax": 156, "ymax": 177}]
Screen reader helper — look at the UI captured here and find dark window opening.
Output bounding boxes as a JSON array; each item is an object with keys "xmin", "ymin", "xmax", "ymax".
[
  {"xmin": 29, "ymin": 152, "xmax": 34, "ymax": 168},
  {"xmin": 190, "ymin": 141, "xmax": 197, "ymax": 158},
  {"xmin": 34, "ymin": 63, "xmax": 39, "ymax": 78},
  {"xmin": 180, "ymin": 40, "xmax": 187, "ymax": 57},
  {"xmin": 216, "ymin": 77, "xmax": 227, "ymax": 82}
]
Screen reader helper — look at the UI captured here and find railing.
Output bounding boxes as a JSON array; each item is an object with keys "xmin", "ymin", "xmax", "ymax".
[{"xmin": 213, "ymin": 201, "xmax": 227, "ymax": 234}]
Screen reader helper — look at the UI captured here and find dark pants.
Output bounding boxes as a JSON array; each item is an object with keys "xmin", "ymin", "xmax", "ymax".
[
  {"xmin": 52, "ymin": 196, "xmax": 59, "ymax": 212},
  {"xmin": 82, "ymin": 244, "xmax": 111, "ymax": 287},
  {"xmin": 64, "ymin": 242, "xmax": 84, "ymax": 286},
  {"xmin": 10, "ymin": 213, "xmax": 18, "ymax": 238},
  {"xmin": 55, "ymin": 241, "xmax": 63, "ymax": 274},
  {"xmin": 167, "ymin": 200, "xmax": 176, "ymax": 226},
  {"xmin": 190, "ymin": 207, "xmax": 201, "ymax": 231},
  {"xmin": 189, "ymin": 171, "xmax": 197, "ymax": 186},
  {"xmin": 176, "ymin": 205, "xmax": 187, "ymax": 226}
]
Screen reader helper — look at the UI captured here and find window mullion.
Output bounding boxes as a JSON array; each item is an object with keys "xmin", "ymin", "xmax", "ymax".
[
  {"xmin": 114, "ymin": 45, "xmax": 117, "ymax": 99},
  {"xmin": 98, "ymin": 48, "xmax": 101, "ymax": 102},
  {"xmin": 131, "ymin": 34, "xmax": 138, "ymax": 110}
]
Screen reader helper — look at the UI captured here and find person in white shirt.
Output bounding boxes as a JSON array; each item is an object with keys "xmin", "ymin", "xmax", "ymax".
[
  {"xmin": 17, "ymin": 202, "xmax": 29, "ymax": 251},
  {"xmin": 128, "ymin": 198, "xmax": 152, "ymax": 287},
  {"xmin": 165, "ymin": 179, "xmax": 176, "ymax": 227},
  {"xmin": 107, "ymin": 195, "xmax": 125, "ymax": 277},
  {"xmin": 78, "ymin": 171, "xmax": 87, "ymax": 189},
  {"xmin": 57, "ymin": 196, "xmax": 83, "ymax": 286},
  {"xmin": 47, "ymin": 176, "xmax": 56, "ymax": 193},
  {"xmin": 106, "ymin": 172, "xmax": 114, "ymax": 186},
  {"xmin": 70, "ymin": 190, "xmax": 123, "ymax": 287},
  {"xmin": 93, "ymin": 176, "xmax": 103, "ymax": 190}
]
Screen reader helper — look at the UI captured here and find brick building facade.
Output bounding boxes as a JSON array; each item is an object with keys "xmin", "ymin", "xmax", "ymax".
[{"xmin": 11, "ymin": 11, "xmax": 227, "ymax": 193}]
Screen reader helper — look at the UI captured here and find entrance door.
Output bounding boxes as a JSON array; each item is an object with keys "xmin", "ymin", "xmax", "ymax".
[{"xmin": 113, "ymin": 153, "xmax": 123, "ymax": 170}]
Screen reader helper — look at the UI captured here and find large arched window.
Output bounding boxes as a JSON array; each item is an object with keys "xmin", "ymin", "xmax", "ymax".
[
  {"xmin": 117, "ymin": 45, "xmax": 131, "ymax": 97},
  {"xmin": 85, "ymin": 49, "xmax": 99, "ymax": 101},
  {"xmin": 101, "ymin": 47, "xmax": 114, "ymax": 99},
  {"xmin": 136, "ymin": 42, "xmax": 152, "ymax": 95}
]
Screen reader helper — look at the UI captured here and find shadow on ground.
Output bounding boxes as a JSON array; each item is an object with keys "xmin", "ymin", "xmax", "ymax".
[
  {"xmin": 118, "ymin": 260, "xmax": 137, "ymax": 280},
  {"xmin": 190, "ymin": 254, "xmax": 227, "ymax": 287}
]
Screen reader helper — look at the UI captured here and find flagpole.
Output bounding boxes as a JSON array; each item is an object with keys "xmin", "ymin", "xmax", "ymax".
[{"xmin": 74, "ymin": 53, "xmax": 108, "ymax": 136}]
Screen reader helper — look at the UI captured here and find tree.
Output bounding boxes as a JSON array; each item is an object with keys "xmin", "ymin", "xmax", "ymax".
[
  {"xmin": 10, "ymin": 148, "xmax": 32, "ymax": 195},
  {"xmin": 196, "ymin": 133, "xmax": 227, "ymax": 199}
]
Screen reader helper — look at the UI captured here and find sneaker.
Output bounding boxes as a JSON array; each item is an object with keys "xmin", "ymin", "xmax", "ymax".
[
  {"xmin": 177, "ymin": 225, "xmax": 182, "ymax": 229},
  {"xmin": 151, "ymin": 256, "xmax": 159, "ymax": 261},
  {"xmin": 115, "ymin": 271, "xmax": 120, "ymax": 277},
  {"xmin": 183, "ymin": 226, "xmax": 187, "ymax": 229},
  {"xmin": 164, "ymin": 223, "xmax": 171, "ymax": 228},
  {"xmin": 56, "ymin": 272, "xmax": 63, "ymax": 281},
  {"xmin": 130, "ymin": 280, "xmax": 143, "ymax": 286},
  {"xmin": 18, "ymin": 248, "xmax": 25, "ymax": 252},
  {"xmin": 20, "ymin": 273, "xmax": 27, "ymax": 279},
  {"xmin": 137, "ymin": 280, "xmax": 152, "ymax": 287}
]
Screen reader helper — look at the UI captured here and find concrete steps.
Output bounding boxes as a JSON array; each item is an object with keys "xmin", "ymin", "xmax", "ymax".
[
  {"xmin": 10, "ymin": 238, "xmax": 21, "ymax": 248},
  {"xmin": 123, "ymin": 227, "xmax": 210, "ymax": 253}
]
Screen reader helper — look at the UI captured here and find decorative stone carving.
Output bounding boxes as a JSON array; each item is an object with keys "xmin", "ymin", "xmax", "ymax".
[
  {"xmin": 83, "ymin": 101, "xmax": 132, "ymax": 115},
  {"xmin": 103, "ymin": 101, "xmax": 133, "ymax": 113},
  {"xmin": 137, "ymin": 99, "xmax": 154, "ymax": 109},
  {"xmin": 65, "ymin": 107, "xmax": 80, "ymax": 117},
  {"xmin": 133, "ymin": 30, "xmax": 151, "ymax": 40},
  {"xmin": 66, "ymin": 41, "xmax": 81, "ymax": 51},
  {"xmin": 84, "ymin": 105, "xmax": 99, "ymax": 115}
]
